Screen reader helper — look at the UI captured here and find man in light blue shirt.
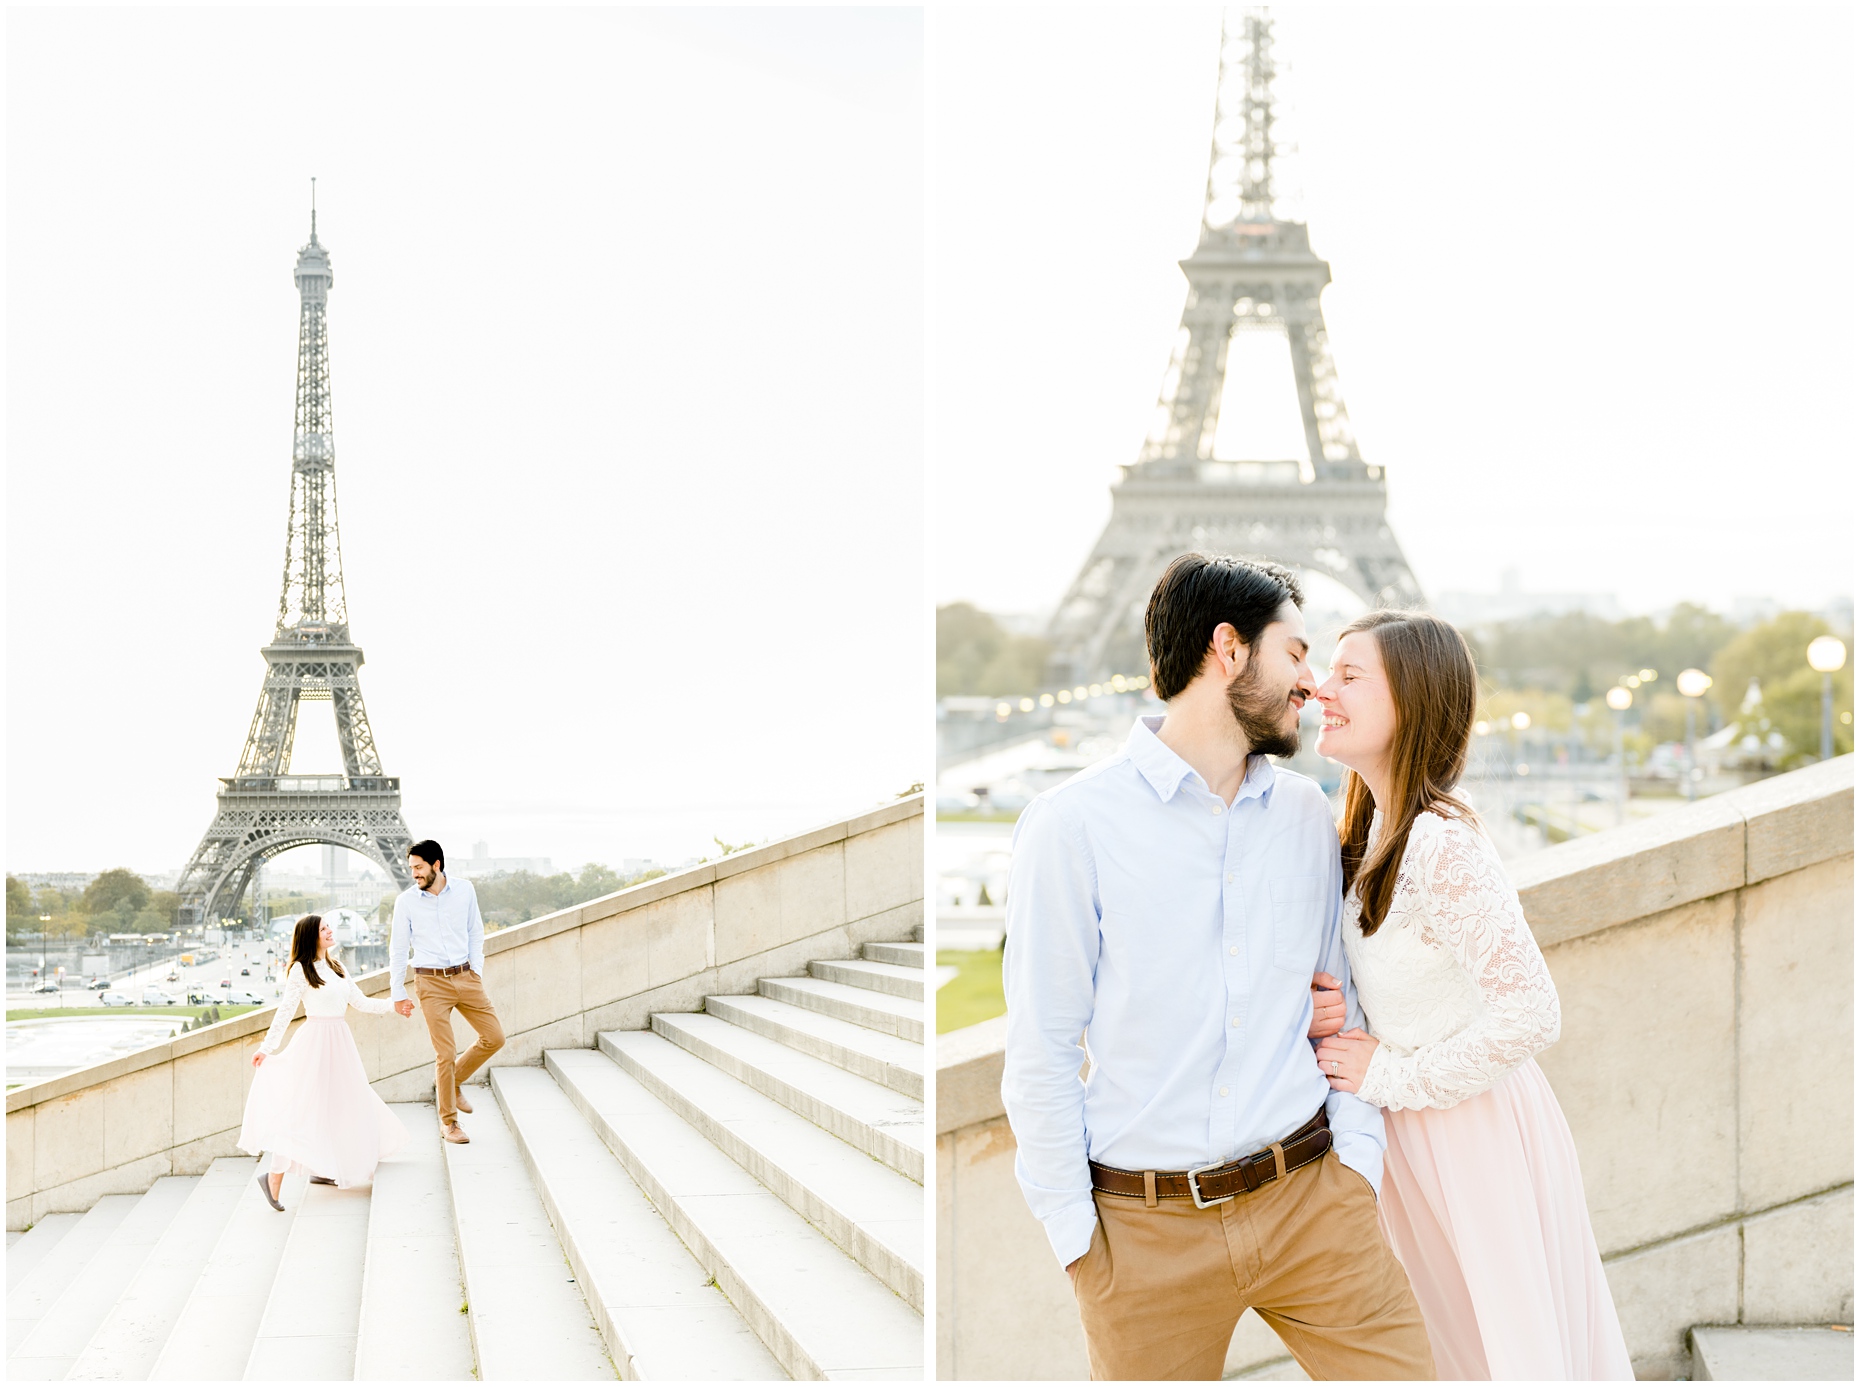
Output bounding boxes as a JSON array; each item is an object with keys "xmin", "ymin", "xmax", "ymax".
[
  {"xmin": 390, "ymin": 838, "xmax": 504, "ymax": 1143},
  {"xmin": 1002, "ymin": 553, "xmax": 1432, "ymax": 1380}
]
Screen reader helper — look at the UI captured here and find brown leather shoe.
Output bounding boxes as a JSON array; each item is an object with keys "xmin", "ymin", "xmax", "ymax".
[
  {"xmin": 443, "ymin": 1123, "xmax": 470, "ymax": 1144},
  {"xmin": 454, "ymin": 1087, "xmax": 473, "ymax": 1114}
]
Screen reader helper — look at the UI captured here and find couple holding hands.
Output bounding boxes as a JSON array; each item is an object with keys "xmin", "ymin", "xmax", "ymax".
[
  {"xmin": 237, "ymin": 839, "xmax": 504, "ymax": 1209},
  {"xmin": 1002, "ymin": 553, "xmax": 1634, "ymax": 1380}
]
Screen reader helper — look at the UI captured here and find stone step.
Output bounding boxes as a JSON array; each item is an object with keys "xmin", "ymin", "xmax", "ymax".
[
  {"xmin": 442, "ymin": 1088, "xmax": 615, "ymax": 1380},
  {"xmin": 354, "ymin": 1104, "xmax": 475, "ymax": 1381},
  {"xmin": 861, "ymin": 941, "xmax": 924, "ymax": 969},
  {"xmin": 7, "ymin": 1196, "xmax": 136, "ymax": 1356},
  {"xmin": 591, "ymin": 1033, "xmax": 924, "ymax": 1309},
  {"xmin": 9, "ymin": 1178, "xmax": 198, "ymax": 1380},
  {"xmin": 703, "ymin": 992, "xmax": 924, "ymax": 1099},
  {"xmin": 639, "ymin": 1014, "xmax": 925, "ymax": 1183},
  {"xmin": 912, "ymin": 921, "xmax": 923, "ymax": 943},
  {"xmin": 546, "ymin": 1046, "xmax": 921, "ymax": 1381},
  {"xmin": 243, "ymin": 1180, "xmax": 372, "ymax": 1379},
  {"xmin": 809, "ymin": 958, "xmax": 924, "ymax": 1002},
  {"xmin": 150, "ymin": 1172, "xmax": 310, "ymax": 1381},
  {"xmin": 758, "ymin": 976, "xmax": 924, "ymax": 1045},
  {"xmin": 5, "ymin": 1215, "xmax": 81, "ymax": 1292},
  {"xmin": 492, "ymin": 1066, "xmax": 784, "ymax": 1380},
  {"xmin": 1690, "ymin": 1325, "xmax": 1855, "ymax": 1381},
  {"xmin": 66, "ymin": 1160, "xmax": 251, "ymax": 1381}
]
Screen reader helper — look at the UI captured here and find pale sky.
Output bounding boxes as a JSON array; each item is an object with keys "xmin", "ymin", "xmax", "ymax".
[
  {"xmin": 929, "ymin": 5, "xmax": 1856, "ymax": 619},
  {"xmin": 7, "ymin": 7, "xmax": 925, "ymax": 876}
]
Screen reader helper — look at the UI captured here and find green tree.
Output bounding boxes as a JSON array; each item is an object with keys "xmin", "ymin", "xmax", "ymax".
[
  {"xmin": 81, "ymin": 869, "xmax": 151, "ymax": 918},
  {"xmin": 1710, "ymin": 613, "xmax": 1853, "ymax": 765},
  {"xmin": 936, "ymin": 603, "xmax": 1052, "ymax": 697},
  {"xmin": 6, "ymin": 875, "xmax": 33, "ymax": 923}
]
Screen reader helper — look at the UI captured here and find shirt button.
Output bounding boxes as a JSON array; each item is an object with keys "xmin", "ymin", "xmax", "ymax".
[
  {"xmin": 1230, "ymin": 946, "xmax": 1239, "ymax": 956},
  {"xmin": 1211, "ymin": 803, "xmax": 1223, "ymax": 815},
  {"xmin": 1231, "ymin": 1017, "xmax": 1240, "ymax": 1027},
  {"xmin": 1226, "ymin": 873, "xmax": 1233, "ymax": 883},
  {"xmin": 1220, "ymin": 1086, "xmax": 1230, "ymax": 1097}
]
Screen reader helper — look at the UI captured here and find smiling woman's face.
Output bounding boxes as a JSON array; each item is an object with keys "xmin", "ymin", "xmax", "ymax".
[
  {"xmin": 318, "ymin": 918, "xmax": 335, "ymax": 954},
  {"xmin": 1314, "ymin": 630, "xmax": 1399, "ymax": 775}
]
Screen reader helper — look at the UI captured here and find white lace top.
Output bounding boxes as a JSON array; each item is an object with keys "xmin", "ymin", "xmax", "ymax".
[
  {"xmin": 259, "ymin": 957, "xmax": 395, "ymax": 1054},
  {"xmin": 1345, "ymin": 810, "xmax": 1561, "ymax": 1111}
]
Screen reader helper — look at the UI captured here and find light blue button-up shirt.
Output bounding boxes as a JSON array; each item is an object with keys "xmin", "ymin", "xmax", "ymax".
[
  {"xmin": 388, "ymin": 875, "xmax": 485, "ymax": 1002},
  {"xmin": 1000, "ymin": 715, "xmax": 1385, "ymax": 1268}
]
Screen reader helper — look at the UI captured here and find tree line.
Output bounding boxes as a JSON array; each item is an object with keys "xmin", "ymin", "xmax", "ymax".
[{"xmin": 5, "ymin": 869, "xmax": 178, "ymax": 943}]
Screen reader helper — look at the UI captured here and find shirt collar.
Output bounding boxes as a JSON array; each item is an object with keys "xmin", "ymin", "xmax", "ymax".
[{"xmin": 1125, "ymin": 714, "xmax": 1280, "ymax": 806}]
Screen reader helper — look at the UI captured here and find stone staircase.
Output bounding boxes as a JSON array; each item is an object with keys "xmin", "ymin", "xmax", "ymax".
[{"xmin": 4, "ymin": 934, "xmax": 924, "ymax": 1381}]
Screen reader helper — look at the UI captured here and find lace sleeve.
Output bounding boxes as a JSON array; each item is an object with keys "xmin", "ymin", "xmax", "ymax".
[
  {"xmin": 343, "ymin": 971, "xmax": 394, "ymax": 1016},
  {"xmin": 1357, "ymin": 815, "xmax": 1561, "ymax": 1111},
  {"xmin": 260, "ymin": 965, "xmax": 307, "ymax": 1054}
]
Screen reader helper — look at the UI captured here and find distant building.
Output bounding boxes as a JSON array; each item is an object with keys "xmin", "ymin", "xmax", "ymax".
[
  {"xmin": 452, "ymin": 842, "xmax": 554, "ymax": 879},
  {"xmin": 1434, "ymin": 569, "xmax": 1623, "ymax": 626},
  {"xmin": 14, "ymin": 872, "xmax": 97, "ymax": 896}
]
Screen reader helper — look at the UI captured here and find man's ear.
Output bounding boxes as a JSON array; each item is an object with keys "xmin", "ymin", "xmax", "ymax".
[{"xmin": 1208, "ymin": 622, "xmax": 1248, "ymax": 680}]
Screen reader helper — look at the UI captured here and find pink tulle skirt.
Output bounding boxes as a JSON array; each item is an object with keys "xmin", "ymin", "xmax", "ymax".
[
  {"xmin": 1378, "ymin": 1058, "xmax": 1634, "ymax": 1380},
  {"xmin": 237, "ymin": 1016, "xmax": 407, "ymax": 1188}
]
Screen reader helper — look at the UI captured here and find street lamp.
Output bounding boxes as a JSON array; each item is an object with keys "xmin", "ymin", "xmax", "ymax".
[
  {"xmin": 1807, "ymin": 636, "xmax": 1847, "ymax": 762},
  {"xmin": 1676, "ymin": 668, "xmax": 1713, "ymax": 801},
  {"xmin": 1606, "ymin": 685, "xmax": 1633, "ymax": 824}
]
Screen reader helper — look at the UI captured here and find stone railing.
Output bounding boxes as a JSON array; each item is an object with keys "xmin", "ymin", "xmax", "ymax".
[
  {"xmin": 935, "ymin": 759, "xmax": 1854, "ymax": 1380},
  {"xmin": 8, "ymin": 796, "xmax": 922, "ymax": 1231}
]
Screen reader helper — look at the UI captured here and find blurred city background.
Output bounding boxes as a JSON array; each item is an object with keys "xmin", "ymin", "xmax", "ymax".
[{"xmin": 930, "ymin": 5, "xmax": 1854, "ymax": 1034}]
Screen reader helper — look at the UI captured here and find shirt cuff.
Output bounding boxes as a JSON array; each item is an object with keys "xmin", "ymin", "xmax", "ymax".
[
  {"xmin": 1041, "ymin": 1200, "xmax": 1100, "ymax": 1271},
  {"xmin": 1331, "ymin": 1127, "xmax": 1384, "ymax": 1197}
]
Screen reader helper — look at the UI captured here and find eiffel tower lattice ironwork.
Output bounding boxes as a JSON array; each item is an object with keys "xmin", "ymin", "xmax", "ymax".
[
  {"xmin": 175, "ymin": 201, "xmax": 414, "ymax": 928},
  {"xmin": 1047, "ymin": 7, "xmax": 1422, "ymax": 685}
]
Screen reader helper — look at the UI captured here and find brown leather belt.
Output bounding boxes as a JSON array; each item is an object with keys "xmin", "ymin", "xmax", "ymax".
[
  {"xmin": 414, "ymin": 964, "xmax": 471, "ymax": 977},
  {"xmin": 1089, "ymin": 1107, "xmax": 1331, "ymax": 1208}
]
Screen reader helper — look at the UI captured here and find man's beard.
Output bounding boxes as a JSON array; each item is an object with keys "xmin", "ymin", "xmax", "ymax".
[{"xmin": 1226, "ymin": 660, "xmax": 1302, "ymax": 758}]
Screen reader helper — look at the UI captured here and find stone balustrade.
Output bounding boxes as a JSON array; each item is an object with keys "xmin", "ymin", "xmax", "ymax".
[
  {"xmin": 7, "ymin": 796, "xmax": 923, "ymax": 1231},
  {"xmin": 935, "ymin": 758, "xmax": 1853, "ymax": 1380}
]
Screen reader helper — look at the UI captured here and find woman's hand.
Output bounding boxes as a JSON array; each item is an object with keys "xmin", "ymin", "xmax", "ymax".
[
  {"xmin": 1314, "ymin": 1027, "xmax": 1378, "ymax": 1093},
  {"xmin": 251, "ymin": 1051, "xmax": 266, "ymax": 1068},
  {"xmin": 1308, "ymin": 972, "xmax": 1345, "ymax": 1038}
]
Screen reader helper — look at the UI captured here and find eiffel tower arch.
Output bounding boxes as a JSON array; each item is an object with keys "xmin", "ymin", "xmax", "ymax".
[
  {"xmin": 1048, "ymin": 8, "xmax": 1422, "ymax": 686},
  {"xmin": 176, "ymin": 197, "xmax": 414, "ymax": 928}
]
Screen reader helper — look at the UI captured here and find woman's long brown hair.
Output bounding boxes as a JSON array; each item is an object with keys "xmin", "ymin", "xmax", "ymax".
[
  {"xmin": 1337, "ymin": 610, "xmax": 1482, "ymax": 936},
  {"xmin": 289, "ymin": 914, "xmax": 347, "ymax": 989}
]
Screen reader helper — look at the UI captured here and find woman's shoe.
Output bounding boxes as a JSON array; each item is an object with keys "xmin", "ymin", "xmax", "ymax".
[
  {"xmin": 255, "ymin": 1168, "xmax": 284, "ymax": 1211},
  {"xmin": 309, "ymin": 1176, "xmax": 336, "ymax": 1186}
]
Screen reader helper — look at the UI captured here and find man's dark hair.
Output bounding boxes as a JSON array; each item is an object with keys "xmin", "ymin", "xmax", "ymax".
[
  {"xmin": 1144, "ymin": 552, "xmax": 1304, "ymax": 700},
  {"xmin": 408, "ymin": 839, "xmax": 445, "ymax": 871}
]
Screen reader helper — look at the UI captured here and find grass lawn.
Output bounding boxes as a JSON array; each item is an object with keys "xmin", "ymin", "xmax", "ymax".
[
  {"xmin": 6, "ymin": 1005, "xmax": 263, "ymax": 1022},
  {"xmin": 936, "ymin": 949, "xmax": 1005, "ymax": 1033}
]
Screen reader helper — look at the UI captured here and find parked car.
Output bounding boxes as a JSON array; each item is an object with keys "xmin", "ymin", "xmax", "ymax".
[
  {"xmin": 141, "ymin": 989, "xmax": 175, "ymax": 1006},
  {"xmin": 87, "ymin": 977, "xmax": 108, "ymax": 990},
  {"xmin": 240, "ymin": 967, "xmax": 251, "ymax": 976},
  {"xmin": 99, "ymin": 992, "xmax": 133, "ymax": 1007},
  {"xmin": 218, "ymin": 978, "xmax": 233, "ymax": 989},
  {"xmin": 224, "ymin": 990, "xmax": 268, "ymax": 1006},
  {"xmin": 186, "ymin": 990, "xmax": 215, "ymax": 1005},
  {"xmin": 29, "ymin": 980, "xmax": 60, "ymax": 995}
]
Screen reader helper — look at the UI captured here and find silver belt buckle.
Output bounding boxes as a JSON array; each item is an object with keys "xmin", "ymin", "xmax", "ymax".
[{"xmin": 1186, "ymin": 1160, "xmax": 1235, "ymax": 1209}]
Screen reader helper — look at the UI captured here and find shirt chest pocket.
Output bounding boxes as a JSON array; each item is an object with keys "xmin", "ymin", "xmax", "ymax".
[{"xmin": 1268, "ymin": 875, "xmax": 1324, "ymax": 976}]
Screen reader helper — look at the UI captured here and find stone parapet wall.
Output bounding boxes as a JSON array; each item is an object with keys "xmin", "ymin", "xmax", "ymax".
[
  {"xmin": 935, "ymin": 759, "xmax": 1853, "ymax": 1380},
  {"xmin": 7, "ymin": 797, "xmax": 923, "ymax": 1231}
]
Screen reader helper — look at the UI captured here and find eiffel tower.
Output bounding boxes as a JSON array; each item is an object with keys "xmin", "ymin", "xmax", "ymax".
[
  {"xmin": 175, "ymin": 198, "xmax": 414, "ymax": 928},
  {"xmin": 1047, "ymin": 7, "xmax": 1421, "ymax": 685}
]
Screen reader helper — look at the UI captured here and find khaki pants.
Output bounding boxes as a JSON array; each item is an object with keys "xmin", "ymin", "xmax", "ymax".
[
  {"xmin": 412, "ymin": 969, "xmax": 504, "ymax": 1126},
  {"xmin": 1072, "ymin": 1151, "xmax": 1434, "ymax": 1381}
]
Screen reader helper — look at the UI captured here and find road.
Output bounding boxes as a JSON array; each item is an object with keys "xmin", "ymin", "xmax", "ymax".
[{"xmin": 6, "ymin": 938, "xmax": 284, "ymax": 1012}]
